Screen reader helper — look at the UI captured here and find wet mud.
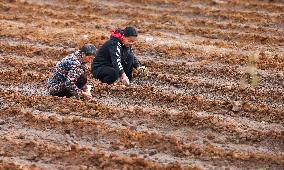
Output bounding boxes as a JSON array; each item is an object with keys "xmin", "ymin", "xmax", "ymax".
[{"xmin": 0, "ymin": 0, "xmax": 283, "ymax": 169}]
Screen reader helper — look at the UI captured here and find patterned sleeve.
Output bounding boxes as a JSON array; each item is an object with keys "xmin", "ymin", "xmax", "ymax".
[{"xmin": 65, "ymin": 63, "xmax": 83, "ymax": 99}]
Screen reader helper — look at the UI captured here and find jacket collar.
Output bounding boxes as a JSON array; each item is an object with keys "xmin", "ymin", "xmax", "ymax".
[
  {"xmin": 74, "ymin": 50, "xmax": 85, "ymax": 64},
  {"xmin": 110, "ymin": 29, "xmax": 124, "ymax": 42}
]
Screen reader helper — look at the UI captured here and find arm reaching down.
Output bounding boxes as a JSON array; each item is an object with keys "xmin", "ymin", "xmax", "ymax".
[
  {"xmin": 109, "ymin": 41, "xmax": 125, "ymax": 76},
  {"xmin": 65, "ymin": 64, "xmax": 83, "ymax": 99}
]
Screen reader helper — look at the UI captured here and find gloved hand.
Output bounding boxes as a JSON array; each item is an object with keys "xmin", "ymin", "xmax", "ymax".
[{"xmin": 137, "ymin": 66, "xmax": 149, "ymax": 77}]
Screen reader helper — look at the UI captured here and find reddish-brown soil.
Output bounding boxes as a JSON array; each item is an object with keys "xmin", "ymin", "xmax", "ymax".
[{"xmin": 0, "ymin": 0, "xmax": 283, "ymax": 169}]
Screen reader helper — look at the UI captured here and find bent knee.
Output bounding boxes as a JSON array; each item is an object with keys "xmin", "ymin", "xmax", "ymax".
[{"xmin": 105, "ymin": 73, "xmax": 119, "ymax": 84}]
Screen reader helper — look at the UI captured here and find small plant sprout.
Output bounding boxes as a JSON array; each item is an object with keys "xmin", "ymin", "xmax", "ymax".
[{"xmin": 246, "ymin": 52, "xmax": 261, "ymax": 88}]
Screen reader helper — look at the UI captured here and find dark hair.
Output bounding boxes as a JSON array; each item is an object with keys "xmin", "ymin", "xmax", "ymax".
[
  {"xmin": 123, "ymin": 27, "xmax": 138, "ymax": 37},
  {"xmin": 80, "ymin": 44, "xmax": 96, "ymax": 56}
]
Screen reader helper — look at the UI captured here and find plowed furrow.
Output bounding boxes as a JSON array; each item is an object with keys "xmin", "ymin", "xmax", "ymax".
[
  {"xmin": 2, "ymin": 35, "xmax": 283, "ymax": 73},
  {"xmin": 144, "ymin": 72, "xmax": 284, "ymax": 106},
  {"xmin": 0, "ymin": 137, "xmax": 185, "ymax": 170},
  {"xmin": 1, "ymin": 107, "xmax": 283, "ymax": 169},
  {"xmin": 1, "ymin": 90, "xmax": 283, "ymax": 151},
  {"xmin": 3, "ymin": 0, "xmax": 284, "ymax": 47},
  {"xmin": 142, "ymin": 59, "xmax": 284, "ymax": 87},
  {"xmin": 1, "ymin": 0, "xmax": 283, "ymax": 168},
  {"xmin": 90, "ymin": 83, "xmax": 284, "ymax": 124}
]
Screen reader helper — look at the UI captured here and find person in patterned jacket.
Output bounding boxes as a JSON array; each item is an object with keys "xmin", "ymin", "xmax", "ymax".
[{"xmin": 47, "ymin": 44, "xmax": 96, "ymax": 100}]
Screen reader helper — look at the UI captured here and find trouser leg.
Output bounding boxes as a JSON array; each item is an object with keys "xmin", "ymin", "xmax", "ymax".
[
  {"xmin": 76, "ymin": 73, "xmax": 87, "ymax": 89},
  {"xmin": 92, "ymin": 66, "xmax": 119, "ymax": 85},
  {"xmin": 49, "ymin": 74, "xmax": 87, "ymax": 98},
  {"xmin": 53, "ymin": 88, "xmax": 73, "ymax": 98}
]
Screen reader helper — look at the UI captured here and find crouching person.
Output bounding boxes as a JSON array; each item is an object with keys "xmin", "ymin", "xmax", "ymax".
[
  {"xmin": 47, "ymin": 44, "xmax": 96, "ymax": 100},
  {"xmin": 91, "ymin": 26, "xmax": 148, "ymax": 85}
]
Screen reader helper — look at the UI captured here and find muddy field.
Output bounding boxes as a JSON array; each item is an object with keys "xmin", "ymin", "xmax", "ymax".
[{"xmin": 0, "ymin": 0, "xmax": 284, "ymax": 169}]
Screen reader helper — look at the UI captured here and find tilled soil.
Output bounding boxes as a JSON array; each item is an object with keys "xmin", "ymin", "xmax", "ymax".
[{"xmin": 0, "ymin": 0, "xmax": 283, "ymax": 169}]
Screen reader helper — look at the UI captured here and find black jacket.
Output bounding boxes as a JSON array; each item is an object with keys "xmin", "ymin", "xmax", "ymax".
[{"xmin": 91, "ymin": 32, "xmax": 140, "ymax": 78}]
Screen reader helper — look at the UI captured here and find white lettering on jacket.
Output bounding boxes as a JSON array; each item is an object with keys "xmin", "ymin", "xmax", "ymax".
[
  {"xmin": 117, "ymin": 46, "xmax": 120, "ymax": 54},
  {"xmin": 117, "ymin": 58, "xmax": 123, "ymax": 70}
]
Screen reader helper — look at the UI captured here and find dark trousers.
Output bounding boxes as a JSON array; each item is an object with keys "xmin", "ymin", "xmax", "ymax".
[
  {"xmin": 92, "ymin": 50, "xmax": 137, "ymax": 84},
  {"xmin": 92, "ymin": 66, "xmax": 119, "ymax": 84},
  {"xmin": 92, "ymin": 65, "xmax": 134, "ymax": 85},
  {"xmin": 52, "ymin": 74, "xmax": 87, "ymax": 98}
]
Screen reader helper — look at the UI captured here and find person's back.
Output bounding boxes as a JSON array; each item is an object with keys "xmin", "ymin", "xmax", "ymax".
[
  {"xmin": 91, "ymin": 37, "xmax": 120, "ymax": 72},
  {"xmin": 48, "ymin": 50, "xmax": 85, "ymax": 98},
  {"xmin": 53, "ymin": 52, "xmax": 83, "ymax": 81}
]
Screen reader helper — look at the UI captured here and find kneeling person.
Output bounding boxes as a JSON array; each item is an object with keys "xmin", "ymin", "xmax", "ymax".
[
  {"xmin": 91, "ymin": 26, "xmax": 147, "ymax": 85},
  {"xmin": 47, "ymin": 44, "xmax": 96, "ymax": 100}
]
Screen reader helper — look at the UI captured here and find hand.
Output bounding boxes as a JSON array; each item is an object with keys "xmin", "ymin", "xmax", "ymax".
[
  {"xmin": 81, "ymin": 91, "xmax": 92, "ymax": 100},
  {"xmin": 120, "ymin": 73, "xmax": 130, "ymax": 85},
  {"xmin": 137, "ymin": 66, "xmax": 149, "ymax": 77},
  {"xmin": 86, "ymin": 85, "xmax": 93, "ymax": 95}
]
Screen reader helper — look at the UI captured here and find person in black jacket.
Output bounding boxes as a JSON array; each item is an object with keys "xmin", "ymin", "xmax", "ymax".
[{"xmin": 91, "ymin": 26, "xmax": 147, "ymax": 85}]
